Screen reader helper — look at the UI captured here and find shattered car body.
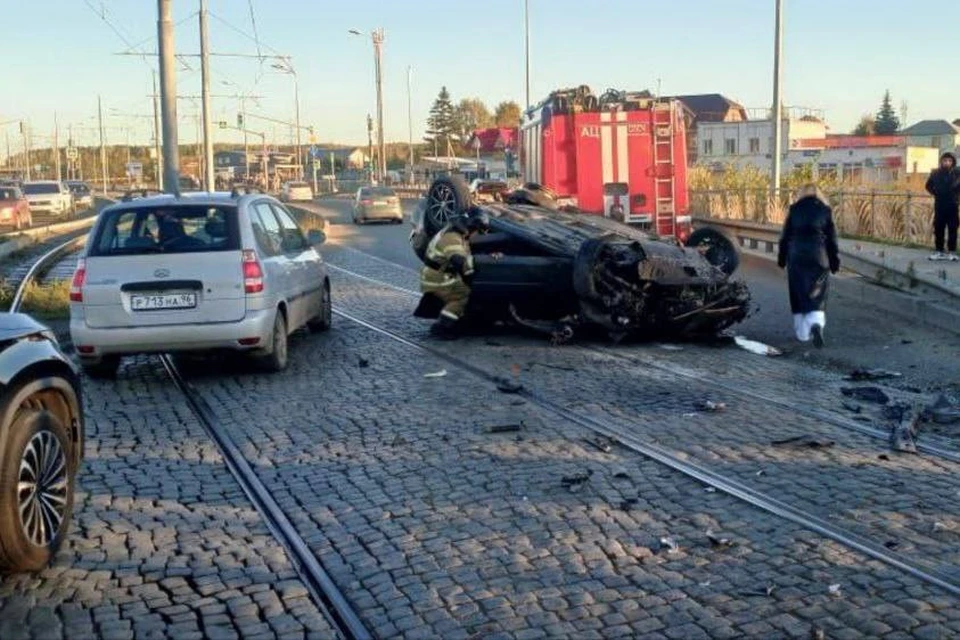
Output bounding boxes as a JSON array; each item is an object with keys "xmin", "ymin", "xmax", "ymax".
[{"xmin": 410, "ymin": 176, "xmax": 751, "ymax": 341}]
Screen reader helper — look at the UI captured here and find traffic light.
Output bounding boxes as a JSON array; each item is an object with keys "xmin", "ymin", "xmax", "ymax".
[{"xmin": 237, "ymin": 113, "xmax": 244, "ymax": 128}]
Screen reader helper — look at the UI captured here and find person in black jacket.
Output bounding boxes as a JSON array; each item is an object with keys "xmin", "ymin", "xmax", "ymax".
[
  {"xmin": 925, "ymin": 152, "xmax": 960, "ymax": 261},
  {"xmin": 778, "ymin": 184, "xmax": 840, "ymax": 348}
]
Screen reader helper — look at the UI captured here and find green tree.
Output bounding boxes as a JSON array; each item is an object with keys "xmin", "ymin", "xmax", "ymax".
[
  {"xmin": 454, "ymin": 98, "xmax": 493, "ymax": 141},
  {"xmin": 493, "ymin": 101, "xmax": 522, "ymax": 128},
  {"xmin": 852, "ymin": 114, "xmax": 876, "ymax": 136},
  {"xmin": 424, "ymin": 86, "xmax": 458, "ymax": 155},
  {"xmin": 875, "ymin": 90, "xmax": 900, "ymax": 135}
]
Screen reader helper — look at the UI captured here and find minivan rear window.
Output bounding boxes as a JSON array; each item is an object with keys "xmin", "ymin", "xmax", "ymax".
[{"xmin": 90, "ymin": 205, "xmax": 241, "ymax": 257}]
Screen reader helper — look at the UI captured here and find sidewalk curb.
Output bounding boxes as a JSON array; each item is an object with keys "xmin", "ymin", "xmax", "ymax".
[{"xmin": 741, "ymin": 246, "xmax": 960, "ymax": 338}]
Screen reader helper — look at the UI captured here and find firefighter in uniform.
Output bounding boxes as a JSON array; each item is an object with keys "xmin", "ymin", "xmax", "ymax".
[{"xmin": 420, "ymin": 209, "xmax": 490, "ymax": 337}]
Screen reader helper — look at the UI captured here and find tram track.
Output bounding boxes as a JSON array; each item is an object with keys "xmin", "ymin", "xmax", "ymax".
[
  {"xmin": 324, "ymin": 258, "xmax": 960, "ymax": 599},
  {"xmin": 11, "ymin": 230, "xmax": 373, "ymax": 640}
]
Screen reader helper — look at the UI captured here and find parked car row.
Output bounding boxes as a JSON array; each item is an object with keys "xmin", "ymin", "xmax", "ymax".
[{"xmin": 0, "ymin": 180, "xmax": 95, "ymax": 229}]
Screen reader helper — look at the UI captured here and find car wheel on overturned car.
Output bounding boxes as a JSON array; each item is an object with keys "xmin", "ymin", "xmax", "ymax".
[
  {"xmin": 424, "ymin": 175, "xmax": 472, "ymax": 238},
  {"xmin": 685, "ymin": 227, "xmax": 740, "ymax": 277},
  {"xmin": 0, "ymin": 407, "xmax": 76, "ymax": 572}
]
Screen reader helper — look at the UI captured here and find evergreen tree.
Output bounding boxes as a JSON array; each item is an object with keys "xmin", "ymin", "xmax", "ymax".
[
  {"xmin": 424, "ymin": 87, "xmax": 458, "ymax": 155},
  {"xmin": 875, "ymin": 91, "xmax": 900, "ymax": 135}
]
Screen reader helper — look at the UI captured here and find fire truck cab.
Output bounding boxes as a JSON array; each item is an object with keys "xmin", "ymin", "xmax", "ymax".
[{"xmin": 521, "ymin": 86, "xmax": 691, "ymax": 239}]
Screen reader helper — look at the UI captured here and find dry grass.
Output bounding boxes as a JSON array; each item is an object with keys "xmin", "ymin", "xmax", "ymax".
[{"xmin": 0, "ymin": 280, "xmax": 71, "ymax": 319}]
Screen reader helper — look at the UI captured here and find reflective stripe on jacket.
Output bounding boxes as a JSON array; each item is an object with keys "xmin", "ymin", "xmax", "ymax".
[{"xmin": 420, "ymin": 226, "xmax": 473, "ymax": 292}]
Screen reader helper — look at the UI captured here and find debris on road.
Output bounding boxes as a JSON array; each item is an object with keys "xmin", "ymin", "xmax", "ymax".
[
  {"xmin": 657, "ymin": 536, "xmax": 680, "ymax": 554},
  {"xmin": 889, "ymin": 409, "xmax": 920, "ymax": 454},
  {"xmin": 619, "ymin": 497, "xmax": 639, "ymax": 511},
  {"xmin": 487, "ymin": 423, "xmax": 523, "ymax": 434},
  {"xmin": 756, "ymin": 469, "xmax": 766, "ymax": 476},
  {"xmin": 810, "ymin": 625, "xmax": 826, "ymax": 640},
  {"xmin": 734, "ymin": 336, "xmax": 783, "ymax": 357},
  {"xmin": 845, "ymin": 368, "xmax": 902, "ymax": 381},
  {"xmin": 884, "ymin": 540, "xmax": 899, "ymax": 549},
  {"xmin": 841, "ymin": 401, "xmax": 863, "ymax": 414},
  {"xmin": 496, "ymin": 378, "xmax": 525, "ymax": 394},
  {"xmin": 613, "ymin": 471, "xmax": 632, "ymax": 481},
  {"xmin": 771, "ymin": 435, "xmax": 836, "ymax": 449},
  {"xmin": 561, "ymin": 470, "xmax": 593, "ymax": 489},
  {"xmin": 828, "ymin": 583, "xmax": 842, "ymax": 597},
  {"xmin": 658, "ymin": 343, "xmax": 684, "ymax": 351},
  {"xmin": 584, "ymin": 436, "xmax": 614, "ymax": 453},
  {"xmin": 358, "ymin": 357, "xmax": 370, "ymax": 368},
  {"xmin": 932, "ymin": 521, "xmax": 950, "ymax": 533},
  {"xmin": 694, "ymin": 400, "xmax": 727, "ymax": 413},
  {"xmin": 706, "ymin": 529, "xmax": 735, "ymax": 548},
  {"xmin": 878, "ymin": 454, "xmax": 891, "ymax": 461},
  {"xmin": 925, "ymin": 394, "xmax": 960, "ymax": 425},
  {"xmin": 740, "ymin": 585, "xmax": 776, "ymax": 597},
  {"xmin": 704, "ymin": 486, "xmax": 717, "ymax": 493},
  {"xmin": 841, "ymin": 386, "xmax": 890, "ymax": 405},
  {"xmin": 424, "ymin": 369, "xmax": 448, "ymax": 378}
]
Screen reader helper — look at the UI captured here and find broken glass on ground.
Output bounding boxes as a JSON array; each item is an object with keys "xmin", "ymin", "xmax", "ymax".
[
  {"xmin": 845, "ymin": 368, "xmax": 902, "ymax": 381},
  {"xmin": 841, "ymin": 386, "xmax": 890, "ymax": 405}
]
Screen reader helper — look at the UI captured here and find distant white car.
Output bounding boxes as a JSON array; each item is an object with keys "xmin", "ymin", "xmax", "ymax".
[
  {"xmin": 22, "ymin": 181, "xmax": 74, "ymax": 216},
  {"xmin": 280, "ymin": 181, "xmax": 313, "ymax": 202},
  {"xmin": 69, "ymin": 191, "xmax": 331, "ymax": 378}
]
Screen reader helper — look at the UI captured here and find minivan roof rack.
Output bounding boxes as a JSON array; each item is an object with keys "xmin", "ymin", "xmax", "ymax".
[
  {"xmin": 230, "ymin": 184, "xmax": 265, "ymax": 198},
  {"xmin": 121, "ymin": 188, "xmax": 166, "ymax": 202}
]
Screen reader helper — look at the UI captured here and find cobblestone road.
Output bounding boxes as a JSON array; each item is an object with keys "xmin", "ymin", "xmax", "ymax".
[
  {"xmin": 0, "ymin": 361, "xmax": 335, "ymax": 640},
  {"xmin": 167, "ymin": 244, "xmax": 960, "ymax": 638}
]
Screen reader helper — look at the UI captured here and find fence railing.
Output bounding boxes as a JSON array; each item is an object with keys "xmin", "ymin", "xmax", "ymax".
[{"xmin": 690, "ymin": 188, "xmax": 935, "ymax": 246}]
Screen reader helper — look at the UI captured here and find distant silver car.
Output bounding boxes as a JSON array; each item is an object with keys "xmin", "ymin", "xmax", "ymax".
[
  {"xmin": 69, "ymin": 191, "xmax": 332, "ymax": 377},
  {"xmin": 352, "ymin": 186, "xmax": 402, "ymax": 224},
  {"xmin": 280, "ymin": 181, "xmax": 314, "ymax": 202},
  {"xmin": 22, "ymin": 181, "xmax": 74, "ymax": 216},
  {"xmin": 65, "ymin": 181, "xmax": 94, "ymax": 210}
]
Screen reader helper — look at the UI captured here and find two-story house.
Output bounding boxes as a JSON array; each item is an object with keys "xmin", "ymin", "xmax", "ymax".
[{"xmin": 899, "ymin": 120, "xmax": 960, "ymax": 156}]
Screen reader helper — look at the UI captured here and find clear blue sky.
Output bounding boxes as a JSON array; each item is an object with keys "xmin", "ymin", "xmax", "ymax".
[{"xmin": 2, "ymin": 0, "xmax": 953, "ymax": 150}]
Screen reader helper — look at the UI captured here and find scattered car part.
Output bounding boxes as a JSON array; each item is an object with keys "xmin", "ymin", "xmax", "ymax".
[
  {"xmin": 845, "ymin": 368, "xmax": 902, "ymax": 381},
  {"xmin": 734, "ymin": 336, "xmax": 782, "ymax": 357},
  {"xmin": 423, "ymin": 369, "xmax": 448, "ymax": 378},
  {"xmin": 771, "ymin": 435, "xmax": 836, "ymax": 449},
  {"xmin": 841, "ymin": 387, "xmax": 890, "ymax": 405}
]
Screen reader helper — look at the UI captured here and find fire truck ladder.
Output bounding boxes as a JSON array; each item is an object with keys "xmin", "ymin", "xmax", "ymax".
[{"xmin": 652, "ymin": 101, "xmax": 677, "ymax": 237}]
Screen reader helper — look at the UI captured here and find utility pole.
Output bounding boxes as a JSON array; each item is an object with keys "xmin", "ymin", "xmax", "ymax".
[
  {"xmin": 152, "ymin": 71, "xmax": 163, "ymax": 189},
  {"xmin": 158, "ymin": 0, "xmax": 180, "ymax": 194},
  {"xmin": 771, "ymin": 0, "xmax": 784, "ymax": 202},
  {"xmin": 407, "ymin": 65, "xmax": 414, "ymax": 184},
  {"xmin": 367, "ymin": 114, "xmax": 374, "ymax": 183},
  {"xmin": 53, "ymin": 113, "xmax": 61, "ymax": 182},
  {"xmin": 98, "ymin": 96, "xmax": 108, "ymax": 194},
  {"xmin": 199, "ymin": 0, "xmax": 214, "ymax": 191},
  {"xmin": 293, "ymin": 70, "xmax": 301, "ymax": 179},
  {"xmin": 240, "ymin": 99, "xmax": 249, "ymax": 181},
  {"xmin": 524, "ymin": 0, "xmax": 531, "ymax": 111},
  {"xmin": 21, "ymin": 121, "xmax": 31, "ymax": 181},
  {"xmin": 372, "ymin": 28, "xmax": 386, "ymax": 183}
]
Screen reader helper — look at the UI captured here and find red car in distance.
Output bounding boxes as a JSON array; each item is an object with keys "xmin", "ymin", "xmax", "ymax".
[{"xmin": 0, "ymin": 186, "xmax": 32, "ymax": 230}]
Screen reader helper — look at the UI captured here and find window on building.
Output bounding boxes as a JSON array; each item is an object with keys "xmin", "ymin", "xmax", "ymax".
[
  {"xmin": 749, "ymin": 137, "xmax": 760, "ymax": 153},
  {"xmin": 724, "ymin": 139, "xmax": 737, "ymax": 155},
  {"xmin": 931, "ymin": 136, "xmax": 942, "ymax": 149},
  {"xmin": 703, "ymin": 139, "xmax": 713, "ymax": 156}
]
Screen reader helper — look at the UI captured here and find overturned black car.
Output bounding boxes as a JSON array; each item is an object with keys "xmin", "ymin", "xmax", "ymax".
[{"xmin": 410, "ymin": 176, "xmax": 751, "ymax": 342}]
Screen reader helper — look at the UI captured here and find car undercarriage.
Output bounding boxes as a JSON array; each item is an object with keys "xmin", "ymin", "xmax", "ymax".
[{"xmin": 411, "ymin": 176, "xmax": 751, "ymax": 342}]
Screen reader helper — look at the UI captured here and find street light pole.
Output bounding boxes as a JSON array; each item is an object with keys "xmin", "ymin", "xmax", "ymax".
[
  {"xmin": 158, "ymin": 0, "xmax": 180, "ymax": 194},
  {"xmin": 771, "ymin": 0, "xmax": 784, "ymax": 202},
  {"xmin": 373, "ymin": 28, "xmax": 386, "ymax": 183},
  {"xmin": 98, "ymin": 96, "xmax": 108, "ymax": 194},
  {"xmin": 524, "ymin": 0, "xmax": 531, "ymax": 111},
  {"xmin": 53, "ymin": 113, "xmax": 61, "ymax": 182},
  {"xmin": 407, "ymin": 65, "xmax": 414, "ymax": 184},
  {"xmin": 199, "ymin": 0, "xmax": 214, "ymax": 191},
  {"xmin": 152, "ymin": 70, "xmax": 163, "ymax": 189},
  {"xmin": 21, "ymin": 121, "xmax": 30, "ymax": 181}
]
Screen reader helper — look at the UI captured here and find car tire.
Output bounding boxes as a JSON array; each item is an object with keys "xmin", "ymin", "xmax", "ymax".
[
  {"xmin": 257, "ymin": 311, "xmax": 288, "ymax": 372},
  {"xmin": 0, "ymin": 407, "xmax": 76, "ymax": 573},
  {"xmin": 424, "ymin": 175, "xmax": 472, "ymax": 238},
  {"xmin": 307, "ymin": 281, "xmax": 332, "ymax": 333},
  {"xmin": 80, "ymin": 356, "xmax": 121, "ymax": 379},
  {"xmin": 685, "ymin": 227, "xmax": 740, "ymax": 276}
]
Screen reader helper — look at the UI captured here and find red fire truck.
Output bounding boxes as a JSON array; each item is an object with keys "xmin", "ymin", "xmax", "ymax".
[{"xmin": 520, "ymin": 86, "xmax": 690, "ymax": 239}]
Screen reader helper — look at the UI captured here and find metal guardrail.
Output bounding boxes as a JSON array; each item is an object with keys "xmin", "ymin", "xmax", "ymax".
[{"xmin": 690, "ymin": 188, "xmax": 936, "ymax": 247}]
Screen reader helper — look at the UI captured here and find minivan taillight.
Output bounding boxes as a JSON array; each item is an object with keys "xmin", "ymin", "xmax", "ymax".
[
  {"xmin": 69, "ymin": 259, "xmax": 86, "ymax": 302},
  {"xmin": 242, "ymin": 250, "xmax": 264, "ymax": 294}
]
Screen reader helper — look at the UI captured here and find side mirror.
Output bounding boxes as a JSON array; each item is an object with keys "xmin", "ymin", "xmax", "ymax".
[{"xmin": 307, "ymin": 229, "xmax": 326, "ymax": 246}]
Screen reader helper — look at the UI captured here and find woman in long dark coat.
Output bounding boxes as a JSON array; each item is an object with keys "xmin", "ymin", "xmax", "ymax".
[{"xmin": 777, "ymin": 184, "xmax": 840, "ymax": 347}]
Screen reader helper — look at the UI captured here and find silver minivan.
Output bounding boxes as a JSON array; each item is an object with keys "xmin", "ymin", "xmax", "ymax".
[{"xmin": 69, "ymin": 191, "xmax": 331, "ymax": 377}]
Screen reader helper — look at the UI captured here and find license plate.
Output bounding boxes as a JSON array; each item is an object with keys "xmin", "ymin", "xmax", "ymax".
[
  {"xmin": 374, "ymin": 200, "xmax": 388, "ymax": 206},
  {"xmin": 131, "ymin": 293, "xmax": 197, "ymax": 311}
]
